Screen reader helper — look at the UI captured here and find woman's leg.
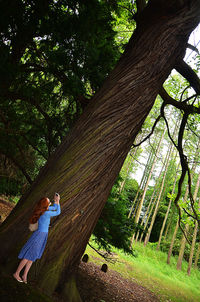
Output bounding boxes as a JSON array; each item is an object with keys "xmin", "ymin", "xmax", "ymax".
[
  {"xmin": 22, "ymin": 260, "xmax": 33, "ymax": 282},
  {"xmin": 13, "ymin": 259, "xmax": 29, "ymax": 281}
]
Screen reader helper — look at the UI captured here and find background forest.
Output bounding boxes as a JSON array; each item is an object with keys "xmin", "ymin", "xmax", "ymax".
[{"xmin": 1, "ymin": 1, "xmax": 200, "ymax": 302}]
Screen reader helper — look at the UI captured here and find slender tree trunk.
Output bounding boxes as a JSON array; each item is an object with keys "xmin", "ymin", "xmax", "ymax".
[
  {"xmin": 187, "ymin": 172, "xmax": 200, "ymax": 275},
  {"xmin": 156, "ymin": 118, "xmax": 180, "ymax": 250},
  {"xmin": 177, "ymin": 138, "xmax": 200, "ymax": 271},
  {"xmin": 139, "ymin": 191, "xmax": 157, "ymax": 242},
  {"xmin": 131, "ymin": 134, "xmax": 162, "ymax": 242},
  {"xmin": 194, "ymin": 243, "xmax": 200, "ymax": 269},
  {"xmin": 119, "ymin": 151, "xmax": 135, "ymax": 194},
  {"xmin": 169, "ymin": 178, "xmax": 190, "ymax": 266},
  {"xmin": 128, "ymin": 148, "xmax": 153, "ymax": 218},
  {"xmin": 134, "ymin": 128, "xmax": 166, "ymax": 224},
  {"xmin": 1, "ymin": 1, "xmax": 200, "ymax": 300},
  {"xmin": 163, "ymin": 212, "xmax": 173, "ymax": 239},
  {"xmin": 131, "ymin": 139, "xmax": 159, "ymax": 243},
  {"xmin": 156, "ymin": 156, "xmax": 179, "ymax": 250},
  {"xmin": 177, "ymin": 224, "xmax": 189, "ymax": 270},
  {"xmin": 167, "ymin": 218, "xmax": 179, "ymax": 264},
  {"xmin": 144, "ymin": 134, "xmax": 173, "ymax": 246},
  {"xmin": 135, "ymin": 186, "xmax": 156, "ymax": 242},
  {"xmin": 139, "ymin": 157, "xmax": 166, "ymax": 242}
]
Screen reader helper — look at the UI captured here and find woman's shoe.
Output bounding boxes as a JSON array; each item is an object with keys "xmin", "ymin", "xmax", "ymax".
[
  {"xmin": 13, "ymin": 273, "xmax": 23, "ymax": 283},
  {"xmin": 22, "ymin": 276, "xmax": 27, "ymax": 284}
]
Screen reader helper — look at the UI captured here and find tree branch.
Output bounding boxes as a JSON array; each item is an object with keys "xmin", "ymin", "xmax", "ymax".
[
  {"xmin": 21, "ymin": 134, "xmax": 48, "ymax": 160},
  {"xmin": 88, "ymin": 243, "xmax": 116, "ymax": 263},
  {"xmin": 174, "ymin": 60, "xmax": 200, "ymax": 94},
  {"xmin": 159, "ymin": 87, "xmax": 199, "ymax": 114},
  {"xmin": 0, "ymin": 150, "xmax": 33, "ymax": 184},
  {"xmin": 186, "ymin": 43, "xmax": 199, "ymax": 54},
  {"xmin": 136, "ymin": 0, "xmax": 147, "ymax": 13},
  {"xmin": 133, "ymin": 114, "xmax": 162, "ymax": 147},
  {"xmin": 160, "ymin": 105, "xmax": 177, "ymax": 149},
  {"xmin": 186, "ymin": 121, "xmax": 200, "ymax": 139},
  {"xmin": 0, "ymin": 91, "xmax": 60, "ymax": 155}
]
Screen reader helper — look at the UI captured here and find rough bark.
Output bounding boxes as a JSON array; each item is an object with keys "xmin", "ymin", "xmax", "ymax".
[{"xmin": 1, "ymin": 1, "xmax": 200, "ymax": 300}]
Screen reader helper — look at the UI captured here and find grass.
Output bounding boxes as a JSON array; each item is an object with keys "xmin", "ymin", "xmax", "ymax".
[{"xmin": 85, "ymin": 240, "xmax": 200, "ymax": 302}]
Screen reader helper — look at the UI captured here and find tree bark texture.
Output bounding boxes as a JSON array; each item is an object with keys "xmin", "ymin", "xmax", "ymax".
[{"xmin": 1, "ymin": 1, "xmax": 200, "ymax": 300}]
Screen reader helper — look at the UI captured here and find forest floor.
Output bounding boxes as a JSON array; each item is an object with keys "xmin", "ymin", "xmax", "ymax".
[{"xmin": 77, "ymin": 261, "xmax": 159, "ymax": 302}]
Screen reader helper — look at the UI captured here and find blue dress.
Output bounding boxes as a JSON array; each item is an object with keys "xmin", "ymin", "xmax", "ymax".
[{"xmin": 18, "ymin": 203, "xmax": 61, "ymax": 262}]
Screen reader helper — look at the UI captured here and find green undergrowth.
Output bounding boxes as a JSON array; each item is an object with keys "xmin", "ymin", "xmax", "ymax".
[{"xmin": 85, "ymin": 240, "xmax": 200, "ymax": 302}]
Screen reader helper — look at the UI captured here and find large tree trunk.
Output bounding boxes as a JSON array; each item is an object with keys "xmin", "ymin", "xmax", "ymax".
[{"xmin": 1, "ymin": 1, "xmax": 200, "ymax": 300}]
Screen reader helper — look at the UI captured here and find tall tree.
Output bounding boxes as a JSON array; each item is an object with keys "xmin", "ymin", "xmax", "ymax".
[
  {"xmin": 134, "ymin": 127, "xmax": 166, "ymax": 224},
  {"xmin": 177, "ymin": 139, "xmax": 200, "ymax": 270},
  {"xmin": 156, "ymin": 159, "xmax": 179, "ymax": 250},
  {"xmin": 177, "ymin": 223, "xmax": 190, "ymax": 270},
  {"xmin": 144, "ymin": 136, "xmax": 174, "ymax": 246},
  {"xmin": 187, "ymin": 172, "xmax": 200, "ymax": 275},
  {"xmin": 0, "ymin": 0, "xmax": 121, "ymax": 186},
  {"xmin": 194, "ymin": 243, "xmax": 200, "ymax": 269},
  {"xmin": 167, "ymin": 217, "xmax": 179, "ymax": 264},
  {"xmin": 156, "ymin": 118, "xmax": 180, "ymax": 250},
  {"xmin": 1, "ymin": 1, "xmax": 200, "ymax": 301}
]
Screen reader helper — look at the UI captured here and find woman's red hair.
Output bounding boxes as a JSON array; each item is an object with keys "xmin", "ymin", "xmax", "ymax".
[{"xmin": 29, "ymin": 197, "xmax": 49, "ymax": 224}]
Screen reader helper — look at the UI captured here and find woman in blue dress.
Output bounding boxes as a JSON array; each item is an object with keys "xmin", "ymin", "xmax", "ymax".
[{"xmin": 13, "ymin": 193, "xmax": 61, "ymax": 283}]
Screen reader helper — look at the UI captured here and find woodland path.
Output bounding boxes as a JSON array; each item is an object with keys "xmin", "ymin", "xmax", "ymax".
[{"xmin": 77, "ymin": 261, "xmax": 160, "ymax": 302}]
